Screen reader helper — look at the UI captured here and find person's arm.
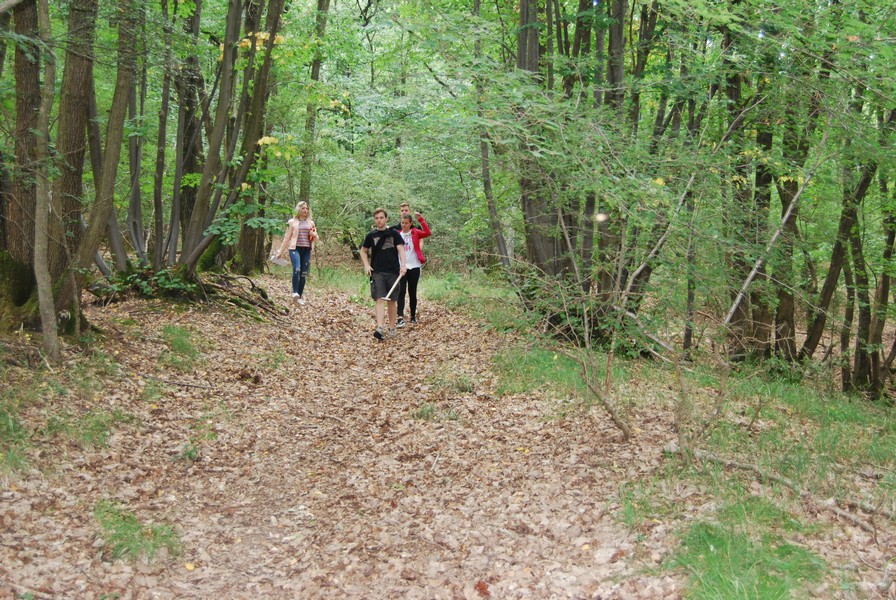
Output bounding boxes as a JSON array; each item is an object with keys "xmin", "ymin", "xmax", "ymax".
[
  {"xmin": 397, "ymin": 242, "xmax": 407, "ymax": 278},
  {"xmin": 360, "ymin": 237, "xmax": 372, "ymax": 276},
  {"xmin": 275, "ymin": 221, "xmax": 291, "ymax": 258},
  {"xmin": 415, "ymin": 213, "xmax": 431, "ymax": 239}
]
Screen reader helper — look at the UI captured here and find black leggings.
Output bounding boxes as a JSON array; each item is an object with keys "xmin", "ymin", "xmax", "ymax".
[{"xmin": 397, "ymin": 267, "xmax": 421, "ymax": 319}]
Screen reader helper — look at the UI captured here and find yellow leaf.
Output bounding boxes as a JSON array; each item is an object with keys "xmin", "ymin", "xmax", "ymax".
[
  {"xmin": 581, "ymin": 544, "xmax": 591, "ymax": 551},
  {"xmin": 185, "ymin": 563, "xmax": 196, "ymax": 571},
  {"xmin": 654, "ymin": 178, "xmax": 665, "ymax": 186}
]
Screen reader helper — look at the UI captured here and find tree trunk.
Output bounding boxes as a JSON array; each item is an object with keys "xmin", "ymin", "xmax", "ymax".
[
  {"xmin": 127, "ymin": 69, "xmax": 149, "ymax": 266},
  {"xmin": 51, "ymin": 0, "xmax": 98, "ymax": 280},
  {"xmin": 75, "ymin": 0, "xmax": 141, "ymax": 276},
  {"xmin": 749, "ymin": 118, "xmax": 774, "ymax": 356},
  {"xmin": 182, "ymin": 0, "xmax": 287, "ymax": 273},
  {"xmin": 603, "ymin": 0, "xmax": 625, "ymax": 108},
  {"xmin": 33, "ymin": 0, "xmax": 59, "ymax": 360},
  {"xmin": 152, "ymin": 0, "xmax": 173, "ymax": 270},
  {"xmin": 181, "ymin": 0, "xmax": 244, "ymax": 262},
  {"xmin": 0, "ymin": 11, "xmax": 11, "ymax": 252},
  {"xmin": 298, "ymin": 0, "xmax": 331, "ymax": 207},
  {"xmin": 841, "ymin": 260, "xmax": 855, "ymax": 393},
  {"xmin": 10, "ymin": 0, "xmax": 39, "ymax": 272},
  {"xmin": 800, "ymin": 165, "xmax": 876, "ymax": 360},
  {"xmin": 85, "ymin": 77, "xmax": 128, "ymax": 273}
]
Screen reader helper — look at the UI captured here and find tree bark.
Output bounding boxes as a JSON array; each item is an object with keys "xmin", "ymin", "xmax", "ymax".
[
  {"xmin": 33, "ymin": 0, "xmax": 59, "ymax": 361},
  {"xmin": 10, "ymin": 0, "xmax": 39, "ymax": 270},
  {"xmin": 75, "ymin": 0, "xmax": 141, "ymax": 276},
  {"xmin": 51, "ymin": 0, "xmax": 98, "ymax": 280}
]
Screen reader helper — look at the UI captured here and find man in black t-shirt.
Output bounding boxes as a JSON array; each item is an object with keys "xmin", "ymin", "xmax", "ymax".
[{"xmin": 361, "ymin": 208, "xmax": 407, "ymax": 340}]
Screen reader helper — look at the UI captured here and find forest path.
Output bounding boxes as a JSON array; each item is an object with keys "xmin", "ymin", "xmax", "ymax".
[{"xmin": 1, "ymin": 274, "xmax": 682, "ymax": 599}]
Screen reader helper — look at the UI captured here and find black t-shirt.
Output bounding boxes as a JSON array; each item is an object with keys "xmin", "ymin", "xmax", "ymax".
[{"xmin": 362, "ymin": 228, "xmax": 405, "ymax": 273}]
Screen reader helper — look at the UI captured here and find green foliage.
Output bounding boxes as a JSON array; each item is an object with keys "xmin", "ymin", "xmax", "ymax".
[
  {"xmin": 492, "ymin": 346, "xmax": 588, "ymax": 397},
  {"xmin": 412, "ymin": 402, "xmax": 437, "ymax": 421},
  {"xmin": 108, "ymin": 269, "xmax": 199, "ymax": 299},
  {"xmin": 160, "ymin": 325, "xmax": 200, "ymax": 371},
  {"xmin": 673, "ymin": 521, "xmax": 824, "ymax": 599},
  {"xmin": 93, "ymin": 500, "xmax": 181, "ymax": 562},
  {"xmin": 0, "ymin": 400, "xmax": 29, "ymax": 473},
  {"xmin": 42, "ymin": 409, "xmax": 136, "ymax": 448}
]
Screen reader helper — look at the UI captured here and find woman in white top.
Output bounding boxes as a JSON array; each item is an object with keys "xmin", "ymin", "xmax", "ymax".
[
  {"xmin": 274, "ymin": 202, "xmax": 318, "ymax": 305},
  {"xmin": 396, "ymin": 212, "xmax": 431, "ymax": 325}
]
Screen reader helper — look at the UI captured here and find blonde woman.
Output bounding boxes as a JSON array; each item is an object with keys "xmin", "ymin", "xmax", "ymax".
[{"xmin": 274, "ymin": 202, "xmax": 318, "ymax": 305}]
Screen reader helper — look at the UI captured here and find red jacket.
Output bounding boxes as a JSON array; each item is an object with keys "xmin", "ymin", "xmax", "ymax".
[{"xmin": 406, "ymin": 216, "xmax": 431, "ymax": 264}]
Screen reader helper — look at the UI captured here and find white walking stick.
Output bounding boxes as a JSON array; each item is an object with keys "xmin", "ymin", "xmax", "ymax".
[{"xmin": 382, "ymin": 274, "xmax": 403, "ymax": 301}]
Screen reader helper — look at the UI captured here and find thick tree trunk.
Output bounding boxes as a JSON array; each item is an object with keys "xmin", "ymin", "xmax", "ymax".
[
  {"xmin": 10, "ymin": 0, "xmax": 39, "ymax": 270},
  {"xmin": 51, "ymin": 0, "xmax": 98, "ymax": 281},
  {"xmin": 749, "ymin": 119, "xmax": 774, "ymax": 356},
  {"xmin": 603, "ymin": 0, "xmax": 625, "ymax": 108}
]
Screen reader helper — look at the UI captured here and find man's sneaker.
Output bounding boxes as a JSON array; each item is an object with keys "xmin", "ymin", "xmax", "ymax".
[
  {"xmin": 297, "ymin": 296, "xmax": 306, "ymax": 306},
  {"xmin": 292, "ymin": 293, "xmax": 300, "ymax": 301},
  {"xmin": 396, "ymin": 317, "xmax": 405, "ymax": 328},
  {"xmin": 373, "ymin": 327, "xmax": 385, "ymax": 340},
  {"xmin": 410, "ymin": 317, "xmax": 418, "ymax": 325},
  {"xmin": 387, "ymin": 328, "xmax": 397, "ymax": 338}
]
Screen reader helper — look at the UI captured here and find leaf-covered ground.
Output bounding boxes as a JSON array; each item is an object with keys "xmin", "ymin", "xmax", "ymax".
[{"xmin": 0, "ymin": 274, "xmax": 892, "ymax": 598}]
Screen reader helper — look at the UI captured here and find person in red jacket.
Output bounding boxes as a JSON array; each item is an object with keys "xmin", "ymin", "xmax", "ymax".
[{"xmin": 396, "ymin": 211, "xmax": 431, "ymax": 326}]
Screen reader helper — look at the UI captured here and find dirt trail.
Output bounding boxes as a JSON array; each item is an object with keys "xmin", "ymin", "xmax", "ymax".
[{"xmin": 1, "ymin": 275, "xmax": 682, "ymax": 599}]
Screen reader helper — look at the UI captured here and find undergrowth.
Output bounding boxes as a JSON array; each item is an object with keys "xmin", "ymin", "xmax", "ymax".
[{"xmin": 94, "ymin": 500, "xmax": 181, "ymax": 562}]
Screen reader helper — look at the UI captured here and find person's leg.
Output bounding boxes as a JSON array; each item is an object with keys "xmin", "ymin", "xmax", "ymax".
[
  {"xmin": 387, "ymin": 300, "xmax": 398, "ymax": 329},
  {"xmin": 396, "ymin": 275, "xmax": 408, "ymax": 320},
  {"xmin": 406, "ymin": 268, "xmax": 421, "ymax": 320},
  {"xmin": 375, "ymin": 299, "xmax": 386, "ymax": 328},
  {"xmin": 289, "ymin": 249, "xmax": 301, "ymax": 295},
  {"xmin": 297, "ymin": 247, "xmax": 311, "ymax": 297}
]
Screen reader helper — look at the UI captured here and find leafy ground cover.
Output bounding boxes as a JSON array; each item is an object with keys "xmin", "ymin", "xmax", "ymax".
[{"xmin": 1, "ymin": 268, "xmax": 894, "ymax": 598}]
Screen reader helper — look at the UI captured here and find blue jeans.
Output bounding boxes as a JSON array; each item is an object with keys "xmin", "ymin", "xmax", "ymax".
[{"xmin": 289, "ymin": 247, "xmax": 311, "ymax": 296}]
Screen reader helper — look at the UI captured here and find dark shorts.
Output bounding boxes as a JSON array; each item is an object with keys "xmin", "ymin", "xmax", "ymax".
[{"xmin": 371, "ymin": 272, "xmax": 399, "ymax": 300}]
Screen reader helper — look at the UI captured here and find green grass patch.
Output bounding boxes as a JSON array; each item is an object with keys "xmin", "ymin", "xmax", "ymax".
[
  {"xmin": 93, "ymin": 500, "xmax": 181, "ymax": 562},
  {"xmin": 673, "ymin": 521, "xmax": 824, "ymax": 599},
  {"xmin": 412, "ymin": 402, "xmax": 437, "ymax": 421},
  {"xmin": 42, "ymin": 409, "xmax": 136, "ymax": 448},
  {"xmin": 492, "ymin": 346, "xmax": 587, "ymax": 397},
  {"xmin": 422, "ymin": 270, "xmax": 533, "ymax": 333},
  {"xmin": 160, "ymin": 325, "xmax": 200, "ymax": 371},
  {"xmin": 0, "ymin": 401, "xmax": 29, "ymax": 473}
]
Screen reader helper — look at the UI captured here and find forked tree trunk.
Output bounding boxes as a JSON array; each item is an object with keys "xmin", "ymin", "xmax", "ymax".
[{"xmin": 75, "ymin": 0, "xmax": 141, "ymax": 277}]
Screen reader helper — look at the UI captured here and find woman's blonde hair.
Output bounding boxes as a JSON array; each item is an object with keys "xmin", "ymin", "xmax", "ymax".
[{"xmin": 294, "ymin": 201, "xmax": 311, "ymax": 218}]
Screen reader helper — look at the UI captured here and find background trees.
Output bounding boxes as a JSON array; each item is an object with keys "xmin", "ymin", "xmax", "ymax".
[{"xmin": 1, "ymin": 0, "xmax": 895, "ymax": 394}]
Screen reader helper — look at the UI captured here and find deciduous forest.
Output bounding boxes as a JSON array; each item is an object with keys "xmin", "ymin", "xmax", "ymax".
[{"xmin": 2, "ymin": 0, "xmax": 896, "ymax": 597}]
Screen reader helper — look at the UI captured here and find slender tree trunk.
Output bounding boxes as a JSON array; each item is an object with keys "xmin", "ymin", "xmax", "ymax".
[
  {"xmin": 85, "ymin": 82, "xmax": 128, "ymax": 272},
  {"xmin": 848, "ymin": 197, "xmax": 872, "ymax": 391},
  {"xmin": 298, "ymin": 0, "xmax": 330, "ymax": 206},
  {"xmin": 127, "ymin": 69, "xmax": 149, "ymax": 266},
  {"xmin": 0, "ymin": 11, "xmax": 9, "ymax": 251},
  {"xmin": 841, "ymin": 260, "xmax": 855, "ymax": 393},
  {"xmin": 152, "ymin": 0, "xmax": 172, "ymax": 270},
  {"xmin": 750, "ymin": 118, "xmax": 774, "ymax": 356},
  {"xmin": 800, "ymin": 166, "xmax": 876, "ymax": 360},
  {"xmin": 34, "ymin": 0, "xmax": 59, "ymax": 361},
  {"xmin": 473, "ymin": 0, "xmax": 509, "ymax": 268},
  {"xmin": 181, "ymin": 0, "xmax": 243, "ymax": 262}
]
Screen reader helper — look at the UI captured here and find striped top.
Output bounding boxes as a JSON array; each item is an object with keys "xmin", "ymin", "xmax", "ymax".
[{"xmin": 295, "ymin": 219, "xmax": 313, "ymax": 248}]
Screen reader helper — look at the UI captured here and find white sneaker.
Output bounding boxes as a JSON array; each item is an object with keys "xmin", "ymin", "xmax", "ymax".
[
  {"xmin": 292, "ymin": 293, "xmax": 300, "ymax": 301},
  {"xmin": 297, "ymin": 297, "xmax": 306, "ymax": 306}
]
